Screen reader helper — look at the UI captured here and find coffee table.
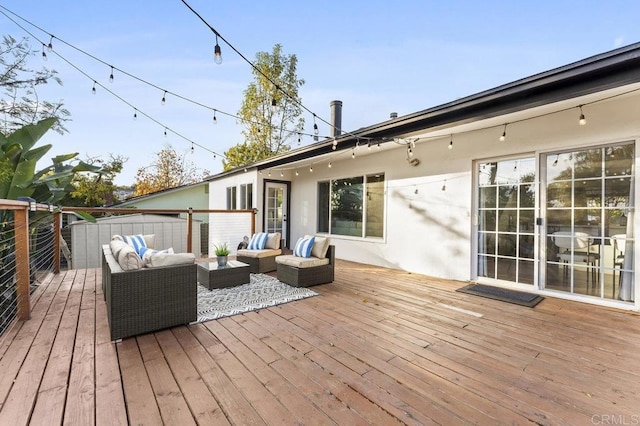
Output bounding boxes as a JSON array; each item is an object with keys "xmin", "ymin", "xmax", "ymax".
[{"xmin": 197, "ymin": 260, "xmax": 250, "ymax": 290}]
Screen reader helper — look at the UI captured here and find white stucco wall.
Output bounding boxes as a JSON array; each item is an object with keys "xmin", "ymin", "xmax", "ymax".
[
  {"xmin": 123, "ymin": 184, "xmax": 210, "ymax": 223},
  {"xmin": 286, "ymin": 89, "xmax": 640, "ymax": 288}
]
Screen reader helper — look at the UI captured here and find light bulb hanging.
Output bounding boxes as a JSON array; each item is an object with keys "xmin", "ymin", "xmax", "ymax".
[
  {"xmin": 41, "ymin": 44, "xmax": 47, "ymax": 61},
  {"xmin": 280, "ymin": 171, "xmax": 284, "ymax": 177},
  {"xmin": 214, "ymin": 34, "xmax": 222, "ymax": 64},
  {"xmin": 92, "ymin": 81, "xmax": 96, "ymax": 95},
  {"xmin": 271, "ymin": 98, "xmax": 277, "ymax": 112},
  {"xmin": 448, "ymin": 135, "xmax": 454, "ymax": 150},
  {"xmin": 442, "ymin": 180, "xmax": 447, "ymax": 191},
  {"xmin": 328, "ymin": 162, "xmax": 332, "ymax": 168},
  {"xmin": 351, "ymin": 151, "xmax": 355, "ymax": 159},
  {"xmin": 367, "ymin": 143, "xmax": 371, "ymax": 151},
  {"xmin": 499, "ymin": 124, "xmax": 507, "ymax": 142},
  {"xmin": 578, "ymin": 105, "xmax": 586, "ymax": 125},
  {"xmin": 191, "ymin": 143, "xmax": 195, "ymax": 154},
  {"xmin": 297, "ymin": 133, "xmax": 301, "ymax": 146},
  {"xmin": 47, "ymin": 35, "xmax": 54, "ymax": 52},
  {"xmin": 313, "ymin": 114, "xmax": 319, "ymax": 135},
  {"xmin": 309, "ymin": 166, "xmax": 313, "ymax": 172},
  {"xmin": 161, "ymin": 91, "xmax": 167, "ymax": 105},
  {"xmin": 109, "ymin": 66, "xmax": 114, "ymax": 83},
  {"xmin": 295, "ymin": 170, "xmax": 299, "ymax": 176},
  {"xmin": 213, "ymin": 110, "xmax": 217, "ymax": 124},
  {"xmin": 407, "ymin": 146, "xmax": 413, "ymax": 157},
  {"xmin": 164, "ymin": 128, "xmax": 167, "ymax": 137},
  {"xmin": 133, "ymin": 109, "xmax": 137, "ymax": 120}
]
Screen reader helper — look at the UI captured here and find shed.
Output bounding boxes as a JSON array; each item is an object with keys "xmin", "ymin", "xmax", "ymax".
[{"xmin": 69, "ymin": 213, "xmax": 202, "ymax": 269}]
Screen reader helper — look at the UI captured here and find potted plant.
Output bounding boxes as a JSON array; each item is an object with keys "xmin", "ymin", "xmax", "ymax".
[{"xmin": 214, "ymin": 242, "xmax": 230, "ymax": 266}]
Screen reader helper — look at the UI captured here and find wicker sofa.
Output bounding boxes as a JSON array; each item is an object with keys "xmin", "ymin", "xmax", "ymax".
[
  {"xmin": 101, "ymin": 244, "xmax": 197, "ymax": 340},
  {"xmin": 276, "ymin": 244, "xmax": 335, "ymax": 287},
  {"xmin": 236, "ymin": 232, "xmax": 283, "ymax": 273}
]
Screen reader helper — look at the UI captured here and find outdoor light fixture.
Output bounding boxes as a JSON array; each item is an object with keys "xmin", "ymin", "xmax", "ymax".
[
  {"xmin": 313, "ymin": 114, "xmax": 319, "ymax": 135},
  {"xmin": 133, "ymin": 109, "xmax": 137, "ymax": 120},
  {"xmin": 499, "ymin": 124, "xmax": 507, "ymax": 142},
  {"xmin": 41, "ymin": 44, "xmax": 47, "ymax": 61},
  {"xmin": 280, "ymin": 171, "xmax": 284, "ymax": 177},
  {"xmin": 161, "ymin": 91, "xmax": 167, "ymax": 105},
  {"xmin": 448, "ymin": 135, "xmax": 454, "ymax": 150},
  {"xmin": 578, "ymin": 105, "xmax": 586, "ymax": 125},
  {"xmin": 47, "ymin": 35, "xmax": 53, "ymax": 52},
  {"xmin": 213, "ymin": 110, "xmax": 217, "ymax": 124},
  {"xmin": 109, "ymin": 66, "xmax": 114, "ymax": 83},
  {"xmin": 92, "ymin": 81, "xmax": 96, "ymax": 95},
  {"xmin": 295, "ymin": 170, "xmax": 299, "ymax": 176},
  {"xmin": 328, "ymin": 162, "xmax": 332, "ymax": 168},
  {"xmin": 214, "ymin": 34, "xmax": 222, "ymax": 64}
]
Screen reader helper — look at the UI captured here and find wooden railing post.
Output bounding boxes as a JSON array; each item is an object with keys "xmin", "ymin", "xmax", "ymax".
[
  {"xmin": 53, "ymin": 211, "xmax": 61, "ymax": 274},
  {"xmin": 15, "ymin": 208, "xmax": 31, "ymax": 320},
  {"xmin": 187, "ymin": 207, "xmax": 193, "ymax": 254},
  {"xmin": 251, "ymin": 208, "xmax": 257, "ymax": 236}
]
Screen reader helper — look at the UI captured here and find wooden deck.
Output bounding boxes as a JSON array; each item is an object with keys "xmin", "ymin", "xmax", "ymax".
[{"xmin": 0, "ymin": 260, "xmax": 639, "ymax": 425}]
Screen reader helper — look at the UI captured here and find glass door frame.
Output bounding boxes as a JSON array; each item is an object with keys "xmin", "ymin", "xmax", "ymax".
[
  {"xmin": 263, "ymin": 180, "xmax": 290, "ymax": 248},
  {"xmin": 472, "ymin": 153, "xmax": 540, "ymax": 289}
]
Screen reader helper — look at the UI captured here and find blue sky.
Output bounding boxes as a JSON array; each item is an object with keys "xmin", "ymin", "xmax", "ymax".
[{"xmin": 1, "ymin": 0, "xmax": 639, "ymax": 185}]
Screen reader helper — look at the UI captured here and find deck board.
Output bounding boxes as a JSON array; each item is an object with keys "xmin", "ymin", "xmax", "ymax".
[{"xmin": 0, "ymin": 259, "xmax": 639, "ymax": 424}]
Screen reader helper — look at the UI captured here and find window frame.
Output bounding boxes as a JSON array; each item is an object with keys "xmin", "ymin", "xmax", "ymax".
[{"xmin": 226, "ymin": 186, "xmax": 237, "ymax": 210}]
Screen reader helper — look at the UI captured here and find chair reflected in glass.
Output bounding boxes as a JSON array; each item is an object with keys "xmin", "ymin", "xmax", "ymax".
[
  {"xmin": 551, "ymin": 231, "xmax": 600, "ymax": 288},
  {"xmin": 611, "ymin": 234, "xmax": 627, "ymax": 298}
]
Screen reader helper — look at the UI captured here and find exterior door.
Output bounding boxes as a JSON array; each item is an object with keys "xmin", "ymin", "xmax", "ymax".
[
  {"xmin": 265, "ymin": 182, "xmax": 288, "ymax": 247},
  {"xmin": 476, "ymin": 157, "xmax": 537, "ymax": 285},
  {"xmin": 541, "ymin": 143, "xmax": 635, "ymax": 301}
]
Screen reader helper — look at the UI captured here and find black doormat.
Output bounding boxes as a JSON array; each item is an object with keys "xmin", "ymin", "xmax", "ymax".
[{"xmin": 456, "ymin": 284, "xmax": 544, "ymax": 308}]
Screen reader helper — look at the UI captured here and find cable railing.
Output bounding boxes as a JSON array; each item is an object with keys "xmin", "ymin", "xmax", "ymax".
[{"xmin": 0, "ymin": 200, "xmax": 256, "ymax": 338}]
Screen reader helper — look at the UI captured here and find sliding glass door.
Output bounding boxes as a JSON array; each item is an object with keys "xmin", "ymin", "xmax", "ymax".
[
  {"xmin": 542, "ymin": 143, "xmax": 635, "ymax": 301},
  {"xmin": 477, "ymin": 157, "xmax": 536, "ymax": 285}
]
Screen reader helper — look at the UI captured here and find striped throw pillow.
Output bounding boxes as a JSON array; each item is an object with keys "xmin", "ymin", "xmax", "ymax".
[
  {"xmin": 124, "ymin": 234, "xmax": 147, "ymax": 256},
  {"xmin": 294, "ymin": 236, "xmax": 315, "ymax": 258},
  {"xmin": 248, "ymin": 232, "xmax": 268, "ymax": 250}
]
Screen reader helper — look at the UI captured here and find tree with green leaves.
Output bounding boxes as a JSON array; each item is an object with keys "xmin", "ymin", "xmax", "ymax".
[
  {"xmin": 0, "ymin": 35, "xmax": 70, "ymax": 134},
  {"xmin": 134, "ymin": 144, "xmax": 210, "ymax": 196},
  {"xmin": 223, "ymin": 44, "xmax": 305, "ymax": 170},
  {"xmin": 60, "ymin": 154, "xmax": 127, "ymax": 207}
]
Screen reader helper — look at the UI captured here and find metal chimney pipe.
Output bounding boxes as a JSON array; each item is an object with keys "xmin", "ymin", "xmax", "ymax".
[
  {"xmin": 330, "ymin": 100, "xmax": 342, "ymax": 138},
  {"xmin": 390, "ymin": 112, "xmax": 398, "ymax": 119}
]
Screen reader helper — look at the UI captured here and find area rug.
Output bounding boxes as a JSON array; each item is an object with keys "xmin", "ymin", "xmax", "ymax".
[
  {"xmin": 456, "ymin": 284, "xmax": 544, "ymax": 308},
  {"xmin": 196, "ymin": 273, "xmax": 318, "ymax": 322}
]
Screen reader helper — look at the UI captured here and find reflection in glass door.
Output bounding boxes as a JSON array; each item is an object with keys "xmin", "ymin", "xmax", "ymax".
[
  {"xmin": 543, "ymin": 143, "xmax": 634, "ymax": 301},
  {"xmin": 477, "ymin": 157, "xmax": 536, "ymax": 285}
]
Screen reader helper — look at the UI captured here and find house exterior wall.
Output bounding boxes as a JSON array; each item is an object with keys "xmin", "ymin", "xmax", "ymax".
[
  {"xmin": 287, "ymin": 91, "xmax": 640, "ymax": 305},
  {"xmin": 124, "ymin": 185, "xmax": 209, "ymax": 223},
  {"xmin": 208, "ymin": 170, "xmax": 258, "ymax": 253}
]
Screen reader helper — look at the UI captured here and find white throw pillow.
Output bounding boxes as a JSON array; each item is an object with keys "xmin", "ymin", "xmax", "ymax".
[
  {"xmin": 117, "ymin": 244, "xmax": 143, "ymax": 271},
  {"xmin": 141, "ymin": 247, "xmax": 175, "ymax": 266},
  {"xmin": 109, "ymin": 239, "xmax": 129, "ymax": 259}
]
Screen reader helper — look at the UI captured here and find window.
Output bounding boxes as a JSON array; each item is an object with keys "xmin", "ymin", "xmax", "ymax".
[
  {"xmin": 240, "ymin": 183, "xmax": 253, "ymax": 209},
  {"xmin": 226, "ymin": 186, "xmax": 237, "ymax": 210},
  {"xmin": 318, "ymin": 174, "xmax": 384, "ymax": 238}
]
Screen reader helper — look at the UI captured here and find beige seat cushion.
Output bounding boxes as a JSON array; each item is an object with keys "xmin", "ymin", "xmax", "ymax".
[
  {"xmin": 275, "ymin": 254, "xmax": 329, "ymax": 268},
  {"xmin": 146, "ymin": 252, "xmax": 195, "ymax": 268},
  {"xmin": 305, "ymin": 235, "xmax": 330, "ymax": 259},
  {"xmin": 109, "ymin": 239, "xmax": 129, "ymax": 259},
  {"xmin": 237, "ymin": 248, "xmax": 282, "ymax": 258}
]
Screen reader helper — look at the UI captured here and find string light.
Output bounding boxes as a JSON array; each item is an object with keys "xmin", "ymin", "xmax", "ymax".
[
  {"xmin": 578, "ymin": 105, "xmax": 586, "ymax": 125},
  {"xmin": 133, "ymin": 109, "xmax": 137, "ymax": 120},
  {"xmin": 214, "ymin": 33, "xmax": 222, "ymax": 64},
  {"xmin": 442, "ymin": 180, "xmax": 447, "ymax": 191},
  {"xmin": 164, "ymin": 127, "xmax": 167, "ymax": 137},
  {"xmin": 367, "ymin": 143, "xmax": 371, "ymax": 151},
  {"xmin": 109, "ymin": 66, "xmax": 114, "ymax": 83},
  {"xmin": 91, "ymin": 81, "xmax": 96, "ymax": 95},
  {"xmin": 244, "ymin": 168, "xmax": 248, "ymax": 172},
  {"xmin": 553, "ymin": 154, "xmax": 559, "ymax": 166},
  {"xmin": 313, "ymin": 114, "xmax": 319, "ymax": 135},
  {"xmin": 191, "ymin": 142, "xmax": 195, "ymax": 154},
  {"xmin": 41, "ymin": 43, "xmax": 47, "ymax": 60},
  {"xmin": 448, "ymin": 135, "xmax": 454, "ymax": 150},
  {"xmin": 280, "ymin": 171, "xmax": 284, "ymax": 177},
  {"xmin": 352, "ymin": 151, "xmax": 355, "ymax": 159},
  {"xmin": 309, "ymin": 166, "xmax": 313, "ymax": 172},
  {"xmin": 377, "ymin": 143, "xmax": 381, "ymax": 150},
  {"xmin": 328, "ymin": 162, "xmax": 332, "ymax": 168},
  {"xmin": 271, "ymin": 98, "xmax": 277, "ymax": 112},
  {"xmin": 297, "ymin": 133, "xmax": 301, "ymax": 146},
  {"xmin": 332, "ymin": 140, "xmax": 337, "ymax": 151},
  {"xmin": 47, "ymin": 35, "xmax": 53, "ymax": 51},
  {"xmin": 407, "ymin": 146, "xmax": 413, "ymax": 157},
  {"xmin": 213, "ymin": 110, "xmax": 217, "ymax": 124},
  {"xmin": 161, "ymin": 91, "xmax": 167, "ymax": 105},
  {"xmin": 499, "ymin": 124, "xmax": 507, "ymax": 142},
  {"xmin": 295, "ymin": 170, "xmax": 299, "ymax": 176}
]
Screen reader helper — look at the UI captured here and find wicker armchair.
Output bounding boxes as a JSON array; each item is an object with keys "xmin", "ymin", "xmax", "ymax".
[
  {"xmin": 101, "ymin": 244, "xmax": 197, "ymax": 340},
  {"xmin": 276, "ymin": 245, "xmax": 335, "ymax": 287},
  {"xmin": 236, "ymin": 232, "xmax": 283, "ymax": 273}
]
